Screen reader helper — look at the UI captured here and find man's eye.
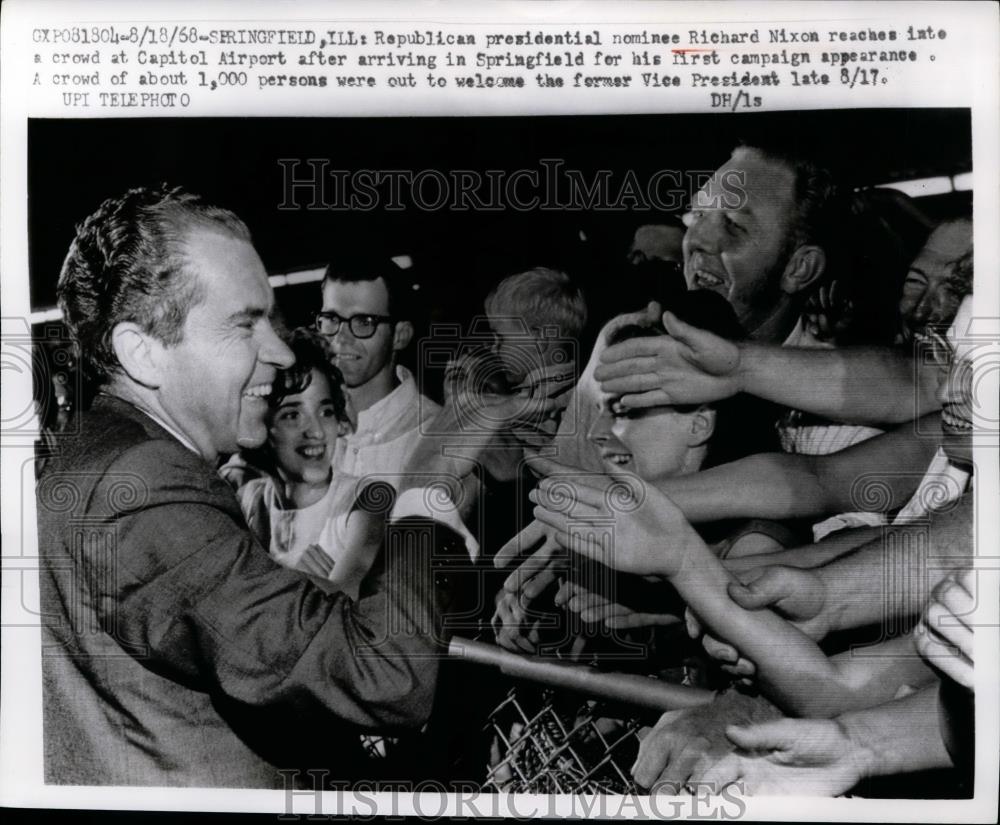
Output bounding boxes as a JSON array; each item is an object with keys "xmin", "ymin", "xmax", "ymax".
[
  {"xmin": 723, "ymin": 214, "xmax": 744, "ymax": 233},
  {"xmin": 277, "ymin": 410, "xmax": 298, "ymax": 422},
  {"xmin": 319, "ymin": 407, "xmax": 338, "ymax": 419}
]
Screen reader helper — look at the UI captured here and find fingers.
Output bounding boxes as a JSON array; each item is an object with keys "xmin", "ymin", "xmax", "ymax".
[
  {"xmin": 723, "ymin": 719, "xmax": 797, "ymax": 753},
  {"xmin": 701, "ymin": 633, "xmax": 740, "ymax": 666},
  {"xmin": 720, "ymin": 658, "xmax": 757, "ymax": 679},
  {"xmin": 659, "ymin": 310, "xmax": 699, "ymax": 346},
  {"xmin": 924, "ymin": 596, "xmax": 975, "ymax": 655},
  {"xmin": 500, "ymin": 538, "xmax": 559, "ymax": 591},
  {"xmin": 726, "ymin": 566, "xmax": 793, "ymax": 610},
  {"xmin": 593, "ymin": 368, "xmax": 663, "ymax": 394},
  {"xmin": 698, "ymin": 753, "xmax": 745, "ymax": 793},
  {"xmin": 631, "ymin": 710, "xmax": 685, "ymax": 788},
  {"xmin": 300, "ymin": 544, "xmax": 335, "ymax": 578},
  {"xmin": 532, "ymin": 476, "xmax": 608, "ymax": 509},
  {"xmin": 915, "ymin": 623, "xmax": 974, "ymax": 689},
  {"xmin": 495, "ymin": 518, "xmax": 552, "ymax": 570},
  {"xmin": 684, "ymin": 607, "xmax": 703, "ymax": 639},
  {"xmin": 605, "ymin": 611, "xmax": 682, "ymax": 630},
  {"xmin": 522, "ymin": 563, "xmax": 564, "ymax": 602},
  {"xmin": 492, "ymin": 591, "xmax": 538, "ymax": 654},
  {"xmin": 599, "ymin": 335, "xmax": 675, "ymax": 367},
  {"xmin": 616, "ymin": 389, "xmax": 676, "ymax": 410},
  {"xmin": 532, "ymin": 503, "xmax": 603, "ymax": 540},
  {"xmin": 650, "ymin": 738, "xmax": 713, "ymax": 789},
  {"xmin": 930, "ymin": 573, "xmax": 977, "ymax": 631}
]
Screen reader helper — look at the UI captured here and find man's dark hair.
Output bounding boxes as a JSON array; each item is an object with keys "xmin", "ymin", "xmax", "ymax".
[
  {"xmin": 321, "ymin": 252, "xmax": 409, "ymax": 317},
  {"xmin": 57, "ymin": 184, "xmax": 252, "ymax": 386}
]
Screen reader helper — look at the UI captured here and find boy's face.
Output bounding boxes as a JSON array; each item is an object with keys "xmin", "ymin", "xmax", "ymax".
[
  {"xmin": 588, "ymin": 393, "xmax": 703, "ymax": 484},
  {"xmin": 269, "ymin": 368, "xmax": 348, "ymax": 486},
  {"xmin": 487, "ymin": 316, "xmax": 547, "ymax": 387}
]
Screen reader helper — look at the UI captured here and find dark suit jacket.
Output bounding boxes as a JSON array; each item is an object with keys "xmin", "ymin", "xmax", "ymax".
[{"xmin": 38, "ymin": 394, "xmax": 449, "ymax": 787}]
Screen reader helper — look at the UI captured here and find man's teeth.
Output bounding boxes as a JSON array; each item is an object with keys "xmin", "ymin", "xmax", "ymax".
[
  {"xmin": 243, "ymin": 383, "xmax": 272, "ymax": 398},
  {"xmin": 695, "ymin": 270, "xmax": 724, "ymax": 287},
  {"xmin": 941, "ymin": 408, "xmax": 973, "ymax": 430},
  {"xmin": 298, "ymin": 445, "xmax": 326, "ymax": 458},
  {"xmin": 605, "ymin": 453, "xmax": 632, "ymax": 466}
]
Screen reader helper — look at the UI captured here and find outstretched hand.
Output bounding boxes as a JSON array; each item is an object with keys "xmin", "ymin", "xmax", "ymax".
[
  {"xmin": 594, "ymin": 310, "xmax": 742, "ymax": 410},
  {"xmin": 555, "ymin": 580, "xmax": 681, "ymax": 630},
  {"xmin": 697, "ymin": 717, "xmax": 869, "ymax": 796},
  {"xmin": 686, "ymin": 564, "xmax": 831, "ymax": 680},
  {"xmin": 915, "ymin": 567, "xmax": 976, "ymax": 690},
  {"xmin": 525, "ymin": 453, "xmax": 705, "ymax": 578}
]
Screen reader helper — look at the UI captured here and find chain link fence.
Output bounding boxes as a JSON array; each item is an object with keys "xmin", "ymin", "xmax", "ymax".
[{"xmin": 449, "ymin": 636, "xmax": 714, "ymax": 794}]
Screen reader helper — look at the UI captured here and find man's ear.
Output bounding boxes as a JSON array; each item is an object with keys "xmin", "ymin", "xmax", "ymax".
[
  {"xmin": 110, "ymin": 322, "xmax": 163, "ymax": 389},
  {"xmin": 780, "ymin": 244, "xmax": 826, "ymax": 295},
  {"xmin": 688, "ymin": 406, "xmax": 716, "ymax": 448},
  {"xmin": 392, "ymin": 320, "xmax": 414, "ymax": 353}
]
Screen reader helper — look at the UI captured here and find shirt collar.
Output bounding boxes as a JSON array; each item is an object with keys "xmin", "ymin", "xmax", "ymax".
[{"xmin": 353, "ymin": 365, "xmax": 418, "ymax": 435}]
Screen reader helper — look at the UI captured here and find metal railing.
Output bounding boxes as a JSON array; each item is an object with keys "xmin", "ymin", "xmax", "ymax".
[{"xmin": 449, "ymin": 636, "xmax": 714, "ymax": 794}]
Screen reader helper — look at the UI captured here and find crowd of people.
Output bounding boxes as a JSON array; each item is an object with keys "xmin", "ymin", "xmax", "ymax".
[{"xmin": 35, "ymin": 139, "xmax": 980, "ymax": 797}]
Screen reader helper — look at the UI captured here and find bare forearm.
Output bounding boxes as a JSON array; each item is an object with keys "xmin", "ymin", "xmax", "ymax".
[
  {"xmin": 737, "ymin": 344, "xmax": 939, "ymax": 426},
  {"xmin": 669, "ymin": 545, "xmax": 867, "ymax": 718},
  {"xmin": 663, "ymin": 417, "xmax": 937, "ymax": 525},
  {"xmin": 820, "ymin": 495, "xmax": 973, "ymax": 634},
  {"xmin": 660, "ymin": 453, "xmax": 835, "ymax": 524},
  {"xmin": 829, "ymin": 635, "xmax": 936, "ymax": 708},
  {"xmin": 839, "ymin": 684, "xmax": 952, "ymax": 777},
  {"xmin": 724, "ymin": 526, "xmax": 886, "ymax": 575}
]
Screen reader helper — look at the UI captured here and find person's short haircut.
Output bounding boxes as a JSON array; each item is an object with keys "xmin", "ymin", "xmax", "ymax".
[
  {"xmin": 321, "ymin": 252, "xmax": 408, "ymax": 317},
  {"xmin": 733, "ymin": 142, "xmax": 841, "ymax": 255},
  {"xmin": 484, "ymin": 267, "xmax": 588, "ymax": 340},
  {"xmin": 270, "ymin": 327, "xmax": 348, "ymax": 424},
  {"xmin": 58, "ymin": 184, "xmax": 251, "ymax": 386}
]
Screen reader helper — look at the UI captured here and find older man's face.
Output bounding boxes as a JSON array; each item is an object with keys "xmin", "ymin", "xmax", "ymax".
[
  {"xmin": 155, "ymin": 228, "xmax": 293, "ymax": 461},
  {"xmin": 683, "ymin": 151, "xmax": 798, "ymax": 332},
  {"xmin": 899, "ymin": 220, "xmax": 973, "ymax": 340}
]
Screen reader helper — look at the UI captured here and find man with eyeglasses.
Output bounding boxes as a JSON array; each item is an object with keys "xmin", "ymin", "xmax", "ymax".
[{"xmin": 316, "ymin": 254, "xmax": 440, "ymax": 486}]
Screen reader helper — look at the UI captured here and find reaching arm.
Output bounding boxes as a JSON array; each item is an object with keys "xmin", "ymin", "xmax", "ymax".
[
  {"xmin": 594, "ymin": 311, "xmax": 941, "ymax": 425},
  {"xmin": 736, "ymin": 342, "xmax": 941, "ymax": 425},
  {"xmin": 527, "ymin": 459, "xmax": 929, "ymax": 718},
  {"xmin": 813, "ymin": 493, "xmax": 972, "ymax": 635},
  {"xmin": 654, "ymin": 414, "xmax": 940, "ymax": 523},
  {"xmin": 695, "ymin": 495, "xmax": 974, "ymax": 679},
  {"xmin": 699, "ymin": 684, "xmax": 952, "ymax": 795}
]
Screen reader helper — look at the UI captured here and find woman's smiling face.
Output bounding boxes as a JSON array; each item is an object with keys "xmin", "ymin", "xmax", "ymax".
[{"xmin": 269, "ymin": 368, "xmax": 346, "ymax": 485}]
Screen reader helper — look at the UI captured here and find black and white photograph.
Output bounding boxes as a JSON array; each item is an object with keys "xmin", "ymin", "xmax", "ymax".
[{"xmin": 1, "ymin": 1, "xmax": 998, "ymax": 820}]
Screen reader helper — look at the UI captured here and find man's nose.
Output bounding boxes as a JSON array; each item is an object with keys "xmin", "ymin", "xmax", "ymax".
[
  {"xmin": 909, "ymin": 290, "xmax": 933, "ymax": 325},
  {"xmin": 684, "ymin": 212, "xmax": 722, "ymax": 255},
  {"xmin": 261, "ymin": 322, "xmax": 294, "ymax": 368}
]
